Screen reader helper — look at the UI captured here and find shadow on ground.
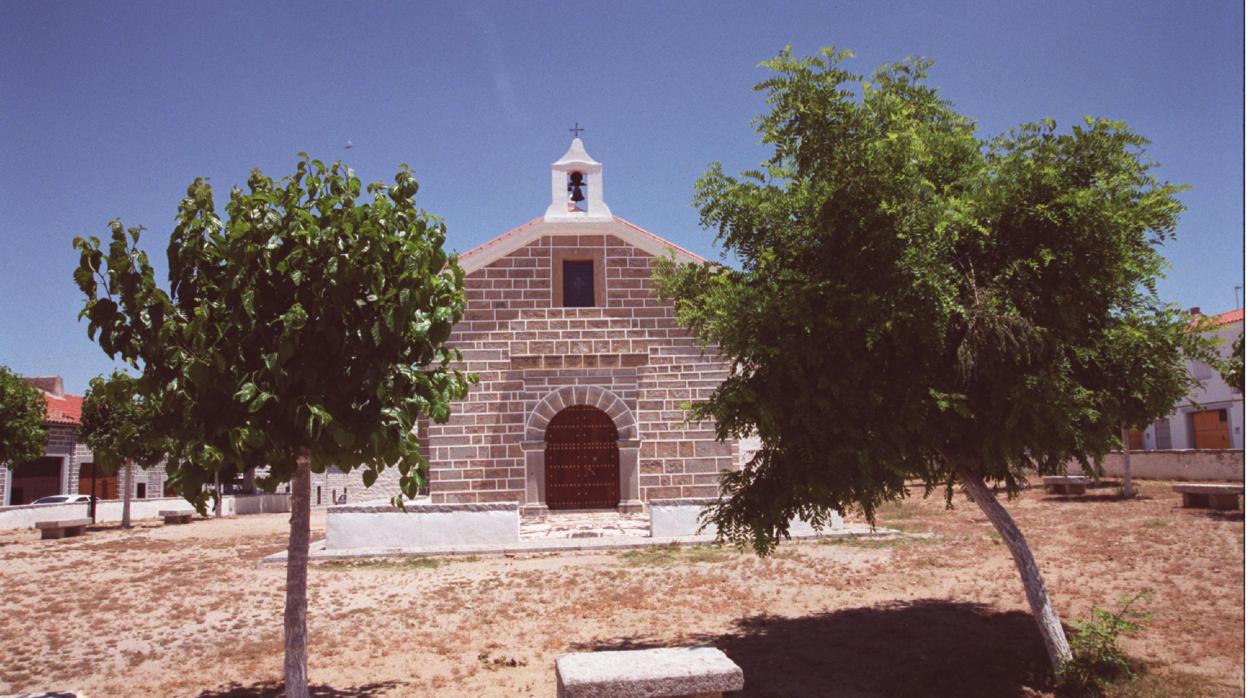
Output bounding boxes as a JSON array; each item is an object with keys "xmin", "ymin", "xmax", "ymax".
[
  {"xmin": 195, "ymin": 680, "xmax": 408, "ymax": 697},
  {"xmin": 1201, "ymin": 509, "xmax": 1244, "ymax": 523},
  {"xmin": 572, "ymin": 599, "xmax": 1052, "ymax": 697}
]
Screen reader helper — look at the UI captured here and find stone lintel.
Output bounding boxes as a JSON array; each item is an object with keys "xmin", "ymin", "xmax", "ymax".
[{"xmin": 510, "ymin": 353, "xmax": 649, "ymax": 370}]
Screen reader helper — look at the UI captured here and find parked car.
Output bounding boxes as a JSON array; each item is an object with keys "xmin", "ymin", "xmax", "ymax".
[{"xmin": 31, "ymin": 494, "xmax": 96, "ymax": 505}]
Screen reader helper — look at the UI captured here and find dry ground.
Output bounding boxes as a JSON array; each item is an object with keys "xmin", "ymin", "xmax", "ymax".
[{"xmin": 0, "ymin": 479, "xmax": 1241, "ymax": 697}]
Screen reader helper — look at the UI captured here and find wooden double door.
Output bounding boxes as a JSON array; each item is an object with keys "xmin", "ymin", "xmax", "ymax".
[
  {"xmin": 1192, "ymin": 409, "xmax": 1231, "ymax": 449},
  {"xmin": 78, "ymin": 462, "xmax": 119, "ymax": 500},
  {"xmin": 544, "ymin": 405, "xmax": 619, "ymax": 509}
]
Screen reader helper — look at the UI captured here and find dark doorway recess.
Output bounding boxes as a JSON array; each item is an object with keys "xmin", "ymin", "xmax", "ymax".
[{"xmin": 545, "ymin": 405, "xmax": 619, "ymax": 509}]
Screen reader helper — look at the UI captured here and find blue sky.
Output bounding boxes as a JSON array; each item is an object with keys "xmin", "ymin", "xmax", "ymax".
[{"xmin": 1, "ymin": 1, "xmax": 1243, "ymax": 394}]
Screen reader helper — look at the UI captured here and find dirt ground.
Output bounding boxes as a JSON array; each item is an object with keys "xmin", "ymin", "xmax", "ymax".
[{"xmin": 0, "ymin": 479, "xmax": 1241, "ymax": 697}]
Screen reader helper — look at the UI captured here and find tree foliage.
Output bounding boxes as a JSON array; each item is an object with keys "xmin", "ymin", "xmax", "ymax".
[
  {"xmin": 655, "ymin": 47, "xmax": 1213, "ymax": 552},
  {"xmin": 74, "ymin": 156, "xmax": 473, "ymax": 696},
  {"xmin": 73, "ymin": 156, "xmax": 473, "ymax": 507},
  {"xmin": 0, "ymin": 366, "xmax": 47, "ymax": 468},
  {"xmin": 81, "ymin": 371, "xmax": 168, "ymax": 474},
  {"xmin": 1220, "ymin": 332, "xmax": 1244, "ymax": 394}
]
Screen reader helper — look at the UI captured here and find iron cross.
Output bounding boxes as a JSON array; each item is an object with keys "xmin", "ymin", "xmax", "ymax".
[{"xmin": 569, "ymin": 122, "xmax": 585, "ymax": 138}]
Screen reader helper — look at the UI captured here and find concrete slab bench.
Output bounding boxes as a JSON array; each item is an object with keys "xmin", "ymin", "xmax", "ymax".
[
  {"xmin": 1042, "ymin": 476, "xmax": 1091, "ymax": 495},
  {"xmin": 556, "ymin": 646, "xmax": 744, "ymax": 698},
  {"xmin": 1172, "ymin": 483, "xmax": 1244, "ymax": 511},
  {"xmin": 160, "ymin": 510, "xmax": 194, "ymax": 525},
  {"xmin": 34, "ymin": 518, "xmax": 91, "ymax": 540}
]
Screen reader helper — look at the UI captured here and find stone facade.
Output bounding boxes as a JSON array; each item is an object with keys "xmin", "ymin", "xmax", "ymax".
[
  {"xmin": 423, "ymin": 232, "xmax": 736, "ymax": 511},
  {"xmin": 0, "ymin": 405, "xmax": 83, "ymax": 506}
]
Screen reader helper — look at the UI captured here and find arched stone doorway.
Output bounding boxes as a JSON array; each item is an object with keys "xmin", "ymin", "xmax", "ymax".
[
  {"xmin": 521, "ymin": 385, "xmax": 642, "ymax": 515},
  {"xmin": 544, "ymin": 405, "xmax": 619, "ymax": 509}
]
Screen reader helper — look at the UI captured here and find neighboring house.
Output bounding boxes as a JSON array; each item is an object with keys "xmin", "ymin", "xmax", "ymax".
[
  {"xmin": 1137, "ymin": 307, "xmax": 1244, "ymax": 451},
  {"xmin": 311, "ymin": 138, "xmax": 741, "ymax": 512},
  {"xmin": 0, "ymin": 376, "xmax": 166, "ymax": 506}
]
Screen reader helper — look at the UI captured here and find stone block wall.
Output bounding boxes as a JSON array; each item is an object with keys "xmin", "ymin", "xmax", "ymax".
[
  {"xmin": 425, "ymin": 232, "xmax": 738, "ymax": 506},
  {"xmin": 1, "ymin": 424, "xmax": 82, "ymax": 505}
]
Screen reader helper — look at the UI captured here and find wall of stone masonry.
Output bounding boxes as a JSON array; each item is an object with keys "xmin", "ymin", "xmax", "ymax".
[
  {"xmin": 70, "ymin": 440, "xmax": 169, "ymax": 500},
  {"xmin": 306, "ymin": 433, "xmax": 429, "ymax": 506},
  {"xmin": 1, "ymin": 424, "xmax": 80, "ymax": 505},
  {"xmin": 426, "ymin": 232, "xmax": 738, "ymax": 506}
]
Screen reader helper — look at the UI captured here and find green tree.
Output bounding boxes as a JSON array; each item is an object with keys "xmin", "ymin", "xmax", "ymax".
[
  {"xmin": 655, "ymin": 47, "xmax": 1212, "ymax": 679},
  {"xmin": 73, "ymin": 156, "xmax": 473, "ymax": 697},
  {"xmin": 1220, "ymin": 331, "xmax": 1244, "ymax": 394},
  {"xmin": 0, "ymin": 366, "xmax": 47, "ymax": 474},
  {"xmin": 1097, "ymin": 315, "xmax": 1216, "ymax": 497},
  {"xmin": 81, "ymin": 371, "xmax": 170, "ymax": 527}
]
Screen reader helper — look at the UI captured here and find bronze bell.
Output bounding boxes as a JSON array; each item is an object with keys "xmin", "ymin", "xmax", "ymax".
[{"xmin": 568, "ymin": 171, "xmax": 586, "ymax": 203}]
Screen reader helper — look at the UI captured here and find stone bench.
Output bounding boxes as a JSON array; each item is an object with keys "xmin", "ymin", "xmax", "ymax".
[
  {"xmin": 35, "ymin": 518, "xmax": 91, "ymax": 540},
  {"xmin": 1042, "ymin": 476, "xmax": 1091, "ymax": 495},
  {"xmin": 556, "ymin": 647, "xmax": 744, "ymax": 698},
  {"xmin": 1172, "ymin": 483, "xmax": 1244, "ymax": 511},
  {"xmin": 160, "ymin": 510, "xmax": 194, "ymax": 525}
]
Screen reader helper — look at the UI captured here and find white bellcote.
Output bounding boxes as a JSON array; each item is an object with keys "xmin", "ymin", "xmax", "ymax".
[{"xmin": 544, "ymin": 138, "xmax": 612, "ymax": 223}]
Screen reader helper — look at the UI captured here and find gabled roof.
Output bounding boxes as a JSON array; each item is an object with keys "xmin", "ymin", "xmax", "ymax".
[
  {"xmin": 43, "ymin": 392, "xmax": 83, "ymax": 426},
  {"xmin": 456, "ymin": 215, "xmax": 706, "ymax": 274}
]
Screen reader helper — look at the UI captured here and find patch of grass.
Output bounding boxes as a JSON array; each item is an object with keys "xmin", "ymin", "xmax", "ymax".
[
  {"xmin": 1140, "ymin": 519, "xmax": 1169, "ymax": 530},
  {"xmin": 875, "ymin": 500, "xmax": 926, "ymax": 521},
  {"xmin": 819, "ymin": 534, "xmax": 937, "ymax": 549},
  {"xmin": 318, "ymin": 557, "xmax": 441, "ymax": 571},
  {"xmin": 616, "ymin": 543, "xmax": 733, "ymax": 567}
]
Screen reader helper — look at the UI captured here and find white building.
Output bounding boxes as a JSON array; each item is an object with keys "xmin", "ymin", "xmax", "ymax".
[{"xmin": 1139, "ymin": 308, "xmax": 1244, "ymax": 450}]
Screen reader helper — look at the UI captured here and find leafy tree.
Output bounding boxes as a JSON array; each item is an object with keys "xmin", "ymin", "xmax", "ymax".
[
  {"xmin": 0, "ymin": 366, "xmax": 47, "ymax": 472},
  {"xmin": 1220, "ymin": 331, "xmax": 1244, "ymax": 394},
  {"xmin": 81, "ymin": 371, "xmax": 169, "ymax": 527},
  {"xmin": 655, "ymin": 47, "xmax": 1213, "ymax": 678},
  {"xmin": 1095, "ymin": 314, "xmax": 1216, "ymax": 497},
  {"xmin": 73, "ymin": 156, "xmax": 473, "ymax": 697}
]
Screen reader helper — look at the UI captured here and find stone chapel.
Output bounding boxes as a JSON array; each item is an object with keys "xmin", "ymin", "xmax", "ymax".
[{"xmin": 314, "ymin": 138, "xmax": 743, "ymax": 514}]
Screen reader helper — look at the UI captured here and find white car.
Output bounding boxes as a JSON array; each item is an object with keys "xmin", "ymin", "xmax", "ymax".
[{"xmin": 31, "ymin": 494, "xmax": 96, "ymax": 505}]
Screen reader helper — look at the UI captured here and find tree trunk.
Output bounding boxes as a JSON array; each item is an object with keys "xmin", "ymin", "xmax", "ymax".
[
  {"xmin": 1120, "ymin": 423, "xmax": 1134, "ymax": 498},
  {"xmin": 959, "ymin": 470, "xmax": 1072, "ymax": 677},
  {"xmin": 89, "ymin": 463, "xmax": 97, "ymax": 523},
  {"xmin": 121, "ymin": 461, "xmax": 132, "ymax": 529},
  {"xmin": 214, "ymin": 471, "xmax": 223, "ymax": 517},
  {"xmin": 283, "ymin": 454, "xmax": 312, "ymax": 698}
]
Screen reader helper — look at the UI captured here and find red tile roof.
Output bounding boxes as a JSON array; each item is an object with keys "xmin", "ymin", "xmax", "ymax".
[
  {"xmin": 43, "ymin": 392, "xmax": 83, "ymax": 426},
  {"xmin": 1209, "ymin": 308, "xmax": 1244, "ymax": 327},
  {"xmin": 1191, "ymin": 307, "xmax": 1244, "ymax": 329}
]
